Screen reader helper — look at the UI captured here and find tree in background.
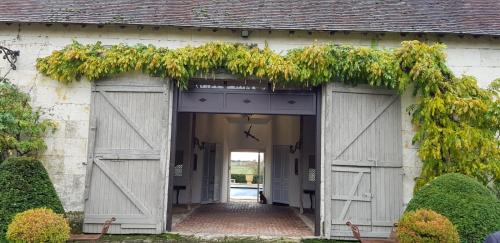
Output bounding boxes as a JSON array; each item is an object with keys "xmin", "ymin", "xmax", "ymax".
[{"xmin": 0, "ymin": 79, "xmax": 54, "ymax": 162}]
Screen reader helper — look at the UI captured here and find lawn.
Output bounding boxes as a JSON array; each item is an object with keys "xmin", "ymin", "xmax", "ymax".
[{"xmin": 231, "ymin": 164, "xmax": 257, "ymax": 175}]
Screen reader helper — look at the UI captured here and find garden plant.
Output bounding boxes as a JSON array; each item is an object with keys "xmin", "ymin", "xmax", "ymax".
[
  {"xmin": 405, "ymin": 173, "xmax": 500, "ymax": 243},
  {"xmin": 37, "ymin": 40, "xmax": 500, "ymax": 192},
  {"xmin": 397, "ymin": 209, "xmax": 459, "ymax": 243},
  {"xmin": 6, "ymin": 208, "xmax": 70, "ymax": 243},
  {"xmin": 0, "ymin": 80, "xmax": 54, "ymax": 162},
  {"xmin": 0, "ymin": 157, "xmax": 64, "ymax": 240}
]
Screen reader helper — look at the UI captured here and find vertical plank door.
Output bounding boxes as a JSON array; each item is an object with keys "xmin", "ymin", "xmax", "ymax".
[
  {"xmin": 324, "ymin": 83, "xmax": 403, "ymax": 238},
  {"xmin": 272, "ymin": 145, "xmax": 290, "ymax": 204},
  {"xmin": 83, "ymin": 79, "xmax": 171, "ymax": 234}
]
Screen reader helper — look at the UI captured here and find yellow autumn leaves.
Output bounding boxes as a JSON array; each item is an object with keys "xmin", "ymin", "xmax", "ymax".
[{"xmin": 36, "ymin": 40, "xmax": 499, "ymax": 192}]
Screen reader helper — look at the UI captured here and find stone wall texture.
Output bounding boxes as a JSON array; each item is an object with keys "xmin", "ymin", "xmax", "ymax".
[{"xmin": 0, "ymin": 24, "xmax": 498, "ymax": 212}]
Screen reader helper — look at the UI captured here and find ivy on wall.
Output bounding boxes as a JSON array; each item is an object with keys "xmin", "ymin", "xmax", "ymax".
[{"xmin": 36, "ymin": 40, "xmax": 499, "ymax": 192}]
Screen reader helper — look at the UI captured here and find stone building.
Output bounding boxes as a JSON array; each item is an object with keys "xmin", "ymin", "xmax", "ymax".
[{"xmin": 0, "ymin": 0, "xmax": 498, "ymax": 239}]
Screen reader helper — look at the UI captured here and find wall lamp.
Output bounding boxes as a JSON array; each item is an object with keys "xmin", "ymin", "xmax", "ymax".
[
  {"xmin": 289, "ymin": 139, "xmax": 302, "ymax": 154},
  {"xmin": 193, "ymin": 137, "xmax": 205, "ymax": 150},
  {"xmin": 241, "ymin": 30, "xmax": 249, "ymax": 38},
  {"xmin": 0, "ymin": 45, "xmax": 20, "ymax": 70}
]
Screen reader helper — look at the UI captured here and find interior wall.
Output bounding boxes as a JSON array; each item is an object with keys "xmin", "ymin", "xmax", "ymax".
[
  {"xmin": 172, "ymin": 113, "xmax": 188, "ymax": 204},
  {"xmin": 272, "ymin": 116, "xmax": 300, "ymax": 207},
  {"xmin": 173, "ymin": 113, "xmax": 190, "ymax": 204},
  {"xmin": 174, "ymin": 113, "xmax": 313, "ymax": 207},
  {"xmin": 301, "ymin": 116, "xmax": 317, "ymax": 209}
]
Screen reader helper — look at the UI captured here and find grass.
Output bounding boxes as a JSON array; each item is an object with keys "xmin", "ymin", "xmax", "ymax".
[{"xmin": 231, "ymin": 165, "xmax": 257, "ymax": 175}]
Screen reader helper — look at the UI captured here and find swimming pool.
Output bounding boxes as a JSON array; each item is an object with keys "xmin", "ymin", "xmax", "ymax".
[{"xmin": 230, "ymin": 187, "xmax": 260, "ymax": 200}]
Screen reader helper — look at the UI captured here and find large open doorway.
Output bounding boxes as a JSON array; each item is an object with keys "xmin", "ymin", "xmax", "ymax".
[
  {"xmin": 166, "ymin": 78, "xmax": 321, "ymax": 237},
  {"xmin": 229, "ymin": 151, "xmax": 265, "ymax": 202}
]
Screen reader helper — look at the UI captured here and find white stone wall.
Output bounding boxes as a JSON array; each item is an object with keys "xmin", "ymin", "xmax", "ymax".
[{"xmin": 0, "ymin": 24, "xmax": 498, "ymax": 212}]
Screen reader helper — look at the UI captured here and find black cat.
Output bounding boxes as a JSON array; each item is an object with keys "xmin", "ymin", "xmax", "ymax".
[{"xmin": 259, "ymin": 191, "xmax": 267, "ymax": 204}]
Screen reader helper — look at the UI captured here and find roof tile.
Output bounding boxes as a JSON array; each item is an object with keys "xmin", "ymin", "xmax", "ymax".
[{"xmin": 0, "ymin": 0, "xmax": 499, "ymax": 36}]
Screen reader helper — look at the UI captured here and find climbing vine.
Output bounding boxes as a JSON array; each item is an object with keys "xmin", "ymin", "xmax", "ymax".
[{"xmin": 36, "ymin": 40, "xmax": 499, "ymax": 192}]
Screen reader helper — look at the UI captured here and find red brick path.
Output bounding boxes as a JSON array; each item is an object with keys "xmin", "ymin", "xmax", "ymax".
[{"xmin": 172, "ymin": 203, "xmax": 313, "ymax": 237}]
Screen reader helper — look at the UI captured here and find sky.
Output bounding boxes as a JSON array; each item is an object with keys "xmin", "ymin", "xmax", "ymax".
[{"xmin": 231, "ymin": 152, "xmax": 264, "ymax": 162}]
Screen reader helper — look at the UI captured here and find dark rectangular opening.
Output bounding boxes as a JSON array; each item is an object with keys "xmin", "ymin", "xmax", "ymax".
[{"xmin": 166, "ymin": 83, "xmax": 322, "ymax": 236}]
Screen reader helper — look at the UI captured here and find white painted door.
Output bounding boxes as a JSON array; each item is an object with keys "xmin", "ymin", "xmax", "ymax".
[
  {"xmin": 325, "ymin": 83, "xmax": 403, "ymax": 238},
  {"xmin": 201, "ymin": 143, "xmax": 216, "ymax": 203},
  {"xmin": 213, "ymin": 144, "xmax": 223, "ymax": 202},
  {"xmin": 83, "ymin": 79, "xmax": 170, "ymax": 234},
  {"xmin": 272, "ymin": 145, "xmax": 290, "ymax": 204}
]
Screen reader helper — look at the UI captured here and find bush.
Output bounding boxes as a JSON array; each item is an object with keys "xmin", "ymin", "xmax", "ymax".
[
  {"xmin": 0, "ymin": 81, "xmax": 54, "ymax": 161},
  {"xmin": 0, "ymin": 157, "xmax": 64, "ymax": 240},
  {"xmin": 6, "ymin": 208, "xmax": 70, "ymax": 243},
  {"xmin": 231, "ymin": 174, "xmax": 246, "ymax": 183},
  {"xmin": 65, "ymin": 211, "xmax": 84, "ymax": 234},
  {"xmin": 406, "ymin": 173, "xmax": 500, "ymax": 243},
  {"xmin": 492, "ymin": 180, "xmax": 500, "ymax": 200},
  {"xmin": 231, "ymin": 174, "xmax": 262, "ymax": 184},
  {"xmin": 251, "ymin": 175, "xmax": 262, "ymax": 184},
  {"xmin": 396, "ymin": 209, "xmax": 459, "ymax": 243}
]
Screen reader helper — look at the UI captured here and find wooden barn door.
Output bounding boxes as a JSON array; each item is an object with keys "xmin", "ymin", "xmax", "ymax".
[
  {"xmin": 83, "ymin": 79, "xmax": 171, "ymax": 234},
  {"xmin": 324, "ymin": 83, "xmax": 403, "ymax": 238}
]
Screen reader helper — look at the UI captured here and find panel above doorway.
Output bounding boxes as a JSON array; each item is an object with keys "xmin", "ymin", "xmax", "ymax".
[{"xmin": 178, "ymin": 88, "xmax": 316, "ymax": 115}]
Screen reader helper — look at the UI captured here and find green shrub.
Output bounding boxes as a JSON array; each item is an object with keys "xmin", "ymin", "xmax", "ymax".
[
  {"xmin": 397, "ymin": 209, "xmax": 459, "ymax": 243},
  {"xmin": 251, "ymin": 175, "xmax": 262, "ymax": 184},
  {"xmin": 492, "ymin": 180, "xmax": 500, "ymax": 200},
  {"xmin": 231, "ymin": 174, "xmax": 247, "ymax": 183},
  {"xmin": 65, "ymin": 211, "xmax": 84, "ymax": 234},
  {"xmin": 0, "ymin": 81, "xmax": 54, "ymax": 161},
  {"xmin": 6, "ymin": 208, "xmax": 70, "ymax": 243},
  {"xmin": 406, "ymin": 173, "xmax": 500, "ymax": 243},
  {"xmin": 0, "ymin": 157, "xmax": 64, "ymax": 240},
  {"xmin": 231, "ymin": 174, "xmax": 262, "ymax": 184}
]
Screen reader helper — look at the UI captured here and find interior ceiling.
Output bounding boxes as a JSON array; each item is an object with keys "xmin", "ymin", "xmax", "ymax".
[{"xmin": 225, "ymin": 114, "xmax": 272, "ymax": 124}]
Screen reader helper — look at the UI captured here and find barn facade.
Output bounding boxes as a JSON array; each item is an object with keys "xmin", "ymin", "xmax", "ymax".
[{"xmin": 0, "ymin": 1, "xmax": 499, "ymax": 239}]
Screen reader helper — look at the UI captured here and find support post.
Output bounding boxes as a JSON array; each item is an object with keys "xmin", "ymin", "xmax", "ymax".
[{"xmin": 186, "ymin": 113, "xmax": 194, "ymax": 210}]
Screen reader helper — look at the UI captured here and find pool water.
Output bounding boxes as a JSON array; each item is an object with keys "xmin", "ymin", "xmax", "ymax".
[{"xmin": 230, "ymin": 187, "xmax": 260, "ymax": 200}]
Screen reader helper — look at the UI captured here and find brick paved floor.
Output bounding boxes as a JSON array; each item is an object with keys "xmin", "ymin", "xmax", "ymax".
[{"xmin": 172, "ymin": 202, "xmax": 313, "ymax": 237}]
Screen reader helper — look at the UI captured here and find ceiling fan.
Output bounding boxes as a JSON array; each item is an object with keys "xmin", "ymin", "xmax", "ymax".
[
  {"xmin": 244, "ymin": 124, "xmax": 260, "ymax": 142},
  {"xmin": 243, "ymin": 114, "xmax": 260, "ymax": 142}
]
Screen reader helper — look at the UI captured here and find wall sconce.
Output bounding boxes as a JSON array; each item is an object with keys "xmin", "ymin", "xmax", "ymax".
[
  {"xmin": 0, "ymin": 45, "xmax": 20, "ymax": 70},
  {"xmin": 241, "ymin": 30, "xmax": 249, "ymax": 38},
  {"xmin": 289, "ymin": 139, "xmax": 302, "ymax": 153},
  {"xmin": 193, "ymin": 137, "xmax": 205, "ymax": 150}
]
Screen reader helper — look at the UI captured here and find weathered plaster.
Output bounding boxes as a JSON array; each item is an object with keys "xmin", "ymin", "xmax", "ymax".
[{"xmin": 0, "ymin": 24, "xmax": 498, "ymax": 213}]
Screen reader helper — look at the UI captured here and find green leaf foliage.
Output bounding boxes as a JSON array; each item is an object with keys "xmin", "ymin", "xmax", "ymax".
[
  {"xmin": 0, "ymin": 81, "xmax": 55, "ymax": 161},
  {"xmin": 0, "ymin": 157, "xmax": 64, "ymax": 241},
  {"xmin": 35, "ymin": 41, "xmax": 404, "ymax": 89},
  {"xmin": 36, "ymin": 40, "xmax": 499, "ymax": 191},
  {"xmin": 412, "ymin": 75, "xmax": 499, "ymax": 190},
  {"xmin": 6, "ymin": 208, "xmax": 70, "ymax": 243},
  {"xmin": 405, "ymin": 173, "xmax": 500, "ymax": 243},
  {"xmin": 396, "ymin": 209, "xmax": 460, "ymax": 243}
]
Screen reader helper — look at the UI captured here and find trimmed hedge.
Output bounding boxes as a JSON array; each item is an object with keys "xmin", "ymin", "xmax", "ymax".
[
  {"xmin": 396, "ymin": 209, "xmax": 459, "ymax": 243},
  {"xmin": 0, "ymin": 157, "xmax": 64, "ymax": 240},
  {"xmin": 406, "ymin": 173, "xmax": 500, "ymax": 243},
  {"xmin": 230, "ymin": 174, "xmax": 261, "ymax": 184},
  {"xmin": 7, "ymin": 208, "xmax": 70, "ymax": 243},
  {"xmin": 231, "ymin": 174, "xmax": 247, "ymax": 184}
]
